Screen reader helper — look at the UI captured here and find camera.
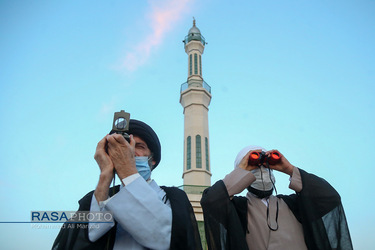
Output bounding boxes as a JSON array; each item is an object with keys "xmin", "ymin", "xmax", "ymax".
[
  {"xmin": 248, "ymin": 151, "xmax": 281, "ymax": 166},
  {"xmin": 111, "ymin": 110, "xmax": 131, "ymax": 141}
]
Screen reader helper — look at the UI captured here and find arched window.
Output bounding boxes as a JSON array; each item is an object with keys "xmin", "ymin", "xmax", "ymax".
[
  {"xmin": 199, "ymin": 55, "xmax": 202, "ymax": 76},
  {"xmin": 205, "ymin": 137, "xmax": 209, "ymax": 171},
  {"xmin": 194, "ymin": 53, "xmax": 198, "ymax": 75},
  {"xmin": 187, "ymin": 136, "xmax": 191, "ymax": 170},
  {"xmin": 189, "ymin": 54, "xmax": 192, "ymax": 76},
  {"xmin": 196, "ymin": 135, "xmax": 202, "ymax": 168}
]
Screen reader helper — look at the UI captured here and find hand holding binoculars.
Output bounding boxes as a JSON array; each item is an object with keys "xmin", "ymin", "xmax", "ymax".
[{"xmin": 248, "ymin": 151, "xmax": 281, "ymax": 166}]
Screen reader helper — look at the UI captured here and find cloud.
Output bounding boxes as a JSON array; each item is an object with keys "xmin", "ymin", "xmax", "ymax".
[
  {"xmin": 97, "ymin": 99, "xmax": 117, "ymax": 121},
  {"xmin": 121, "ymin": 0, "xmax": 192, "ymax": 72}
]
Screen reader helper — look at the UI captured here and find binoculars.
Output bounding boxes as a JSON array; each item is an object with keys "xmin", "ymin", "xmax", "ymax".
[{"xmin": 248, "ymin": 151, "xmax": 281, "ymax": 166}]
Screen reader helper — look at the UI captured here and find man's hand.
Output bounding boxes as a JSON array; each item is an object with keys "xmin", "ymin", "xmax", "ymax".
[
  {"xmin": 238, "ymin": 150, "xmax": 262, "ymax": 171},
  {"xmin": 94, "ymin": 136, "xmax": 114, "ymax": 181},
  {"xmin": 94, "ymin": 135, "xmax": 114, "ymax": 202},
  {"xmin": 106, "ymin": 133, "xmax": 138, "ymax": 180},
  {"xmin": 265, "ymin": 150, "xmax": 294, "ymax": 176}
]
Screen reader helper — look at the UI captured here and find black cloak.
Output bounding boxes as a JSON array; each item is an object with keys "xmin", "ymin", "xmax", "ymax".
[
  {"xmin": 200, "ymin": 169, "xmax": 353, "ymax": 250},
  {"xmin": 52, "ymin": 185, "xmax": 202, "ymax": 250}
]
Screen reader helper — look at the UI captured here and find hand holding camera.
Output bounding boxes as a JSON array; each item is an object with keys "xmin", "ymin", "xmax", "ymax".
[
  {"xmin": 95, "ymin": 109, "xmax": 136, "ymax": 184},
  {"xmin": 94, "ymin": 109, "xmax": 133, "ymax": 202}
]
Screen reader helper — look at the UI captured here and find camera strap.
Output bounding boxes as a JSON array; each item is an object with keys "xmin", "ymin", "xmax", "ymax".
[
  {"xmin": 111, "ymin": 170, "xmax": 116, "ymax": 196},
  {"xmin": 266, "ymin": 198, "xmax": 279, "ymax": 231},
  {"xmin": 265, "ymin": 161, "xmax": 279, "ymax": 231}
]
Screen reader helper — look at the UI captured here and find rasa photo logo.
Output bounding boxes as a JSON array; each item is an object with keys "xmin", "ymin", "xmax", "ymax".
[{"xmin": 31, "ymin": 211, "xmax": 113, "ymax": 223}]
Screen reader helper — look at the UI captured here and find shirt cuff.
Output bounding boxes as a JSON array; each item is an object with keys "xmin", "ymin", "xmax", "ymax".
[
  {"xmin": 97, "ymin": 173, "xmax": 142, "ymax": 209},
  {"xmin": 289, "ymin": 167, "xmax": 303, "ymax": 192},
  {"xmin": 122, "ymin": 173, "xmax": 141, "ymax": 186}
]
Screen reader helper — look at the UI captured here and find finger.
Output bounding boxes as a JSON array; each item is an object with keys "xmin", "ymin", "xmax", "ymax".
[
  {"xmin": 273, "ymin": 150, "xmax": 286, "ymax": 163},
  {"xmin": 106, "ymin": 134, "xmax": 114, "ymax": 145},
  {"xmin": 265, "ymin": 149, "xmax": 273, "ymax": 156},
  {"xmin": 96, "ymin": 136, "xmax": 108, "ymax": 151},
  {"xmin": 129, "ymin": 134, "xmax": 136, "ymax": 148},
  {"xmin": 106, "ymin": 134, "xmax": 125, "ymax": 147},
  {"xmin": 242, "ymin": 150, "xmax": 253, "ymax": 161},
  {"xmin": 112, "ymin": 133, "xmax": 127, "ymax": 144},
  {"xmin": 266, "ymin": 149, "xmax": 281, "ymax": 157},
  {"xmin": 245, "ymin": 149, "xmax": 263, "ymax": 165},
  {"xmin": 106, "ymin": 135, "xmax": 117, "ymax": 153},
  {"xmin": 94, "ymin": 136, "xmax": 110, "ymax": 162},
  {"xmin": 240, "ymin": 150, "xmax": 258, "ymax": 166}
]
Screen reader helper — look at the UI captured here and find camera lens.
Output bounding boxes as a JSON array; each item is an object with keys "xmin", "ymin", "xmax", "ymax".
[{"xmin": 114, "ymin": 117, "xmax": 127, "ymax": 129}]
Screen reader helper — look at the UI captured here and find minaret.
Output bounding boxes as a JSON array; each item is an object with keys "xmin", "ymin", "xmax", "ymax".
[{"xmin": 180, "ymin": 19, "xmax": 212, "ymax": 222}]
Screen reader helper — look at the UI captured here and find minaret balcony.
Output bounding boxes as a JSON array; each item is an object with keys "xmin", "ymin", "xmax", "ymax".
[
  {"xmin": 180, "ymin": 80, "xmax": 211, "ymax": 94},
  {"xmin": 183, "ymin": 34, "xmax": 206, "ymax": 45}
]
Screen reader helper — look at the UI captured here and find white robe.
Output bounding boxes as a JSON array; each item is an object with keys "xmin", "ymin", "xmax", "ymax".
[{"xmin": 89, "ymin": 174, "xmax": 172, "ymax": 250}]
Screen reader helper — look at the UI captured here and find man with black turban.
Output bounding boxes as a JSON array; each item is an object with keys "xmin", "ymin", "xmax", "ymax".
[
  {"xmin": 200, "ymin": 145, "xmax": 353, "ymax": 250},
  {"xmin": 53, "ymin": 119, "xmax": 202, "ymax": 250}
]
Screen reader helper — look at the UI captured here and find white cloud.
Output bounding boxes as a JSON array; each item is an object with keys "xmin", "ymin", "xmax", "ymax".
[
  {"xmin": 97, "ymin": 99, "xmax": 117, "ymax": 121},
  {"xmin": 120, "ymin": 0, "xmax": 192, "ymax": 72}
]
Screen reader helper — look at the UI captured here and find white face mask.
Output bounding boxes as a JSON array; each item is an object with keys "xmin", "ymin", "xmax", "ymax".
[{"xmin": 250, "ymin": 166, "xmax": 275, "ymax": 191}]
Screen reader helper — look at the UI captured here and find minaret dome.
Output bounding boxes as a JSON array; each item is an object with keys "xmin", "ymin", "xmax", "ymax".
[{"xmin": 183, "ymin": 19, "xmax": 206, "ymax": 46}]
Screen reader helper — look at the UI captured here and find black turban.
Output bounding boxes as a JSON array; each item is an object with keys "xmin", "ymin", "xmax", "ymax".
[{"xmin": 110, "ymin": 119, "xmax": 161, "ymax": 169}]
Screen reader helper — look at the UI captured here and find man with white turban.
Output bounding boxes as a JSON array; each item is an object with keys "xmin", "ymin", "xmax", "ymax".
[{"xmin": 200, "ymin": 145, "xmax": 352, "ymax": 250}]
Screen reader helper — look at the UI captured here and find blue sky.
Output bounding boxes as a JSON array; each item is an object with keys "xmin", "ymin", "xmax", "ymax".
[{"xmin": 0, "ymin": 0, "xmax": 374, "ymax": 249}]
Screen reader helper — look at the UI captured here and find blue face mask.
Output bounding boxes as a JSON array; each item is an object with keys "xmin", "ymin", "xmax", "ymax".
[{"xmin": 135, "ymin": 156, "xmax": 152, "ymax": 181}]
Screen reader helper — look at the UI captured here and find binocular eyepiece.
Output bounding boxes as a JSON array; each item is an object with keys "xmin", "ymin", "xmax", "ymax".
[{"xmin": 248, "ymin": 151, "xmax": 281, "ymax": 166}]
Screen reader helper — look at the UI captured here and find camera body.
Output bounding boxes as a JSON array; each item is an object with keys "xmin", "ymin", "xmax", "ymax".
[
  {"xmin": 111, "ymin": 110, "xmax": 131, "ymax": 141},
  {"xmin": 248, "ymin": 151, "xmax": 281, "ymax": 166}
]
